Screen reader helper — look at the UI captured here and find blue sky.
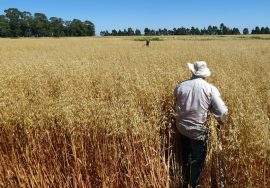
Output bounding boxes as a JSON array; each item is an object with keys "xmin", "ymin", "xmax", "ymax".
[{"xmin": 0, "ymin": 0, "xmax": 269, "ymax": 34}]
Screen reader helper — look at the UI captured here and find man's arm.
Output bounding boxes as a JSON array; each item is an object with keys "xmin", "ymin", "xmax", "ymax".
[
  {"xmin": 173, "ymin": 85, "xmax": 178, "ymax": 105},
  {"xmin": 210, "ymin": 87, "xmax": 228, "ymax": 125}
]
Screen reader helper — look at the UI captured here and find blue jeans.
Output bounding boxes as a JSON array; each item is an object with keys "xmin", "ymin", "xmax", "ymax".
[{"xmin": 181, "ymin": 134, "xmax": 207, "ymax": 188}]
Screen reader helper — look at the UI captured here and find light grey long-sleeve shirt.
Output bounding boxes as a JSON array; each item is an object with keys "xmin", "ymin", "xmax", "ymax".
[{"xmin": 174, "ymin": 77, "xmax": 228, "ymax": 140}]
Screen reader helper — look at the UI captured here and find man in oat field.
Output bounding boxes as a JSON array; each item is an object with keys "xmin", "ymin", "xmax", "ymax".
[
  {"xmin": 146, "ymin": 39, "xmax": 150, "ymax": 46},
  {"xmin": 174, "ymin": 61, "xmax": 228, "ymax": 188}
]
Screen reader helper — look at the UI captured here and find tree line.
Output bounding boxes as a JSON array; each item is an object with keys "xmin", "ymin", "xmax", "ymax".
[
  {"xmin": 101, "ymin": 23, "xmax": 270, "ymax": 36},
  {"xmin": 1, "ymin": 8, "xmax": 269, "ymax": 38},
  {"xmin": 0, "ymin": 8, "xmax": 95, "ymax": 37}
]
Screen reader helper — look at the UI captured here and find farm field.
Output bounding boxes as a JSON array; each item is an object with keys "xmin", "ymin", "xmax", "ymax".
[{"xmin": 0, "ymin": 35, "xmax": 269, "ymax": 187}]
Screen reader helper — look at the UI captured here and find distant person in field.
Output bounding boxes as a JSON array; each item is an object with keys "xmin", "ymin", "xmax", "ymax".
[
  {"xmin": 146, "ymin": 39, "xmax": 150, "ymax": 47},
  {"xmin": 174, "ymin": 61, "xmax": 228, "ymax": 188}
]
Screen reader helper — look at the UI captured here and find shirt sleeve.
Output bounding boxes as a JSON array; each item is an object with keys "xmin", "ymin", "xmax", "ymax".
[
  {"xmin": 210, "ymin": 86, "xmax": 228, "ymax": 124},
  {"xmin": 173, "ymin": 84, "xmax": 180, "ymax": 102}
]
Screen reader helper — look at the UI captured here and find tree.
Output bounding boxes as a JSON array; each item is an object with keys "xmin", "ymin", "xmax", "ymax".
[
  {"xmin": 251, "ymin": 26, "xmax": 261, "ymax": 34},
  {"xmin": 194, "ymin": 27, "xmax": 200, "ymax": 35},
  {"xmin": 144, "ymin": 28, "xmax": 150, "ymax": 36},
  {"xmin": 265, "ymin": 27, "xmax": 270, "ymax": 34},
  {"xmin": 100, "ymin": 30, "xmax": 110, "ymax": 36},
  {"xmin": 0, "ymin": 15, "xmax": 10, "ymax": 37},
  {"xmin": 207, "ymin": 25, "xmax": 213, "ymax": 35},
  {"xmin": 135, "ymin": 29, "xmax": 141, "ymax": 36},
  {"xmin": 63, "ymin": 21, "xmax": 71, "ymax": 36},
  {"xmin": 190, "ymin": 27, "xmax": 196, "ymax": 35},
  {"xmin": 220, "ymin": 23, "xmax": 229, "ymax": 35},
  {"xmin": 117, "ymin": 30, "xmax": 123, "ymax": 36},
  {"xmin": 178, "ymin": 27, "xmax": 188, "ymax": 35},
  {"xmin": 190, "ymin": 27, "xmax": 195, "ymax": 35},
  {"xmin": 255, "ymin": 26, "xmax": 260, "ymax": 34},
  {"xmin": 260, "ymin": 27, "xmax": 266, "ymax": 34},
  {"xmin": 150, "ymin": 29, "xmax": 155, "ymax": 35},
  {"xmin": 162, "ymin": 28, "xmax": 168, "ymax": 35},
  {"xmin": 127, "ymin": 28, "xmax": 134, "ymax": 36},
  {"xmin": 33, "ymin": 13, "xmax": 49, "ymax": 37},
  {"xmin": 111, "ymin": 29, "xmax": 118, "ymax": 36},
  {"xmin": 212, "ymin": 26, "xmax": 219, "ymax": 35},
  {"xmin": 232, "ymin": 28, "xmax": 240, "ymax": 35},
  {"xmin": 201, "ymin": 27, "xmax": 208, "ymax": 35},
  {"xmin": 168, "ymin": 29, "xmax": 174, "ymax": 35},
  {"xmin": 49, "ymin": 17, "xmax": 64, "ymax": 37},
  {"xmin": 243, "ymin": 28, "xmax": 249, "ymax": 35},
  {"xmin": 69, "ymin": 19, "xmax": 85, "ymax": 36},
  {"xmin": 4, "ymin": 8, "xmax": 22, "ymax": 37},
  {"xmin": 123, "ymin": 29, "xmax": 128, "ymax": 36},
  {"xmin": 84, "ymin": 20, "xmax": 95, "ymax": 36},
  {"xmin": 0, "ymin": 8, "xmax": 96, "ymax": 38},
  {"xmin": 21, "ymin": 11, "xmax": 33, "ymax": 37},
  {"xmin": 173, "ymin": 28, "xmax": 177, "ymax": 35},
  {"xmin": 100, "ymin": 31, "xmax": 105, "ymax": 36}
]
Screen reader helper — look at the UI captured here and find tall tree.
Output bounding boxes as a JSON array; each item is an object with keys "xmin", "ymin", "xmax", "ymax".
[
  {"xmin": 69, "ymin": 19, "xmax": 85, "ymax": 36},
  {"xmin": 111, "ymin": 29, "xmax": 118, "ymax": 36},
  {"xmin": 220, "ymin": 23, "xmax": 229, "ymax": 35},
  {"xmin": 127, "ymin": 28, "xmax": 134, "ymax": 36},
  {"xmin": 33, "ymin": 13, "xmax": 49, "ymax": 37},
  {"xmin": 213, "ymin": 26, "xmax": 219, "ymax": 35},
  {"xmin": 0, "ymin": 15, "xmax": 10, "ymax": 37},
  {"xmin": 63, "ymin": 21, "xmax": 71, "ymax": 36},
  {"xmin": 207, "ymin": 25, "xmax": 213, "ymax": 35},
  {"xmin": 20, "ymin": 11, "xmax": 33, "ymax": 37},
  {"xmin": 265, "ymin": 27, "xmax": 270, "ymax": 34},
  {"xmin": 251, "ymin": 26, "xmax": 261, "ymax": 34},
  {"xmin": 190, "ymin": 27, "xmax": 196, "ymax": 35},
  {"xmin": 144, "ymin": 28, "xmax": 150, "ymax": 36},
  {"xmin": 201, "ymin": 27, "xmax": 208, "ymax": 35},
  {"xmin": 0, "ymin": 8, "xmax": 96, "ymax": 38},
  {"xmin": 118, "ymin": 30, "xmax": 123, "ymax": 36},
  {"xmin": 232, "ymin": 28, "xmax": 240, "ymax": 35},
  {"xmin": 260, "ymin": 27, "xmax": 266, "ymax": 34},
  {"xmin": 179, "ymin": 27, "xmax": 188, "ymax": 35},
  {"xmin": 168, "ymin": 29, "xmax": 174, "ymax": 35},
  {"xmin": 100, "ymin": 30, "xmax": 110, "ymax": 36},
  {"xmin": 135, "ymin": 29, "xmax": 141, "ymax": 36},
  {"xmin": 49, "ymin": 17, "xmax": 64, "ymax": 37},
  {"xmin": 162, "ymin": 28, "xmax": 168, "ymax": 35},
  {"xmin": 123, "ymin": 29, "xmax": 128, "ymax": 36},
  {"xmin": 243, "ymin": 28, "xmax": 249, "ymax": 35},
  {"xmin": 4, "ymin": 8, "xmax": 22, "ymax": 37},
  {"xmin": 84, "ymin": 20, "xmax": 95, "ymax": 36},
  {"xmin": 100, "ymin": 31, "xmax": 106, "ymax": 36},
  {"xmin": 150, "ymin": 29, "xmax": 155, "ymax": 35}
]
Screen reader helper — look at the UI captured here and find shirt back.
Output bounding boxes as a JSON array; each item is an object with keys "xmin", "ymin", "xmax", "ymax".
[{"xmin": 174, "ymin": 77, "xmax": 228, "ymax": 140}]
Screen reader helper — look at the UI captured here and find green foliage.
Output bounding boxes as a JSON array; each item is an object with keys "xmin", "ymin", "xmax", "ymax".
[
  {"xmin": 49, "ymin": 17, "xmax": 64, "ymax": 37},
  {"xmin": 4, "ymin": 8, "xmax": 22, "ymax": 37},
  {"xmin": 0, "ymin": 8, "xmax": 95, "ymax": 37},
  {"xmin": 100, "ymin": 28, "xmax": 142, "ymax": 36},
  {"xmin": 249, "ymin": 36, "xmax": 270, "ymax": 40},
  {"xmin": 0, "ymin": 15, "xmax": 10, "ymax": 37},
  {"xmin": 101, "ymin": 24, "xmax": 270, "ymax": 37},
  {"xmin": 243, "ymin": 28, "xmax": 249, "ymax": 35},
  {"xmin": 33, "ymin": 13, "xmax": 49, "ymax": 37}
]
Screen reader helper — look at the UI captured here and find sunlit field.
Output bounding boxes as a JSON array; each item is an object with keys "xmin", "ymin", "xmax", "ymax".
[{"xmin": 0, "ymin": 35, "xmax": 269, "ymax": 187}]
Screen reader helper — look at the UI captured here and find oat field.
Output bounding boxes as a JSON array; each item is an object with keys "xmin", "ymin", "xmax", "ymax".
[{"xmin": 0, "ymin": 36, "xmax": 269, "ymax": 187}]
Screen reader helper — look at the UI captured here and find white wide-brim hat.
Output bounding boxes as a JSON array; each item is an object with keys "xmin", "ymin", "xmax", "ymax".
[{"xmin": 187, "ymin": 61, "xmax": 211, "ymax": 77}]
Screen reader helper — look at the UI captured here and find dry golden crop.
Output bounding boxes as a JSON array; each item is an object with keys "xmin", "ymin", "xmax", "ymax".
[{"xmin": 0, "ymin": 35, "xmax": 269, "ymax": 187}]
